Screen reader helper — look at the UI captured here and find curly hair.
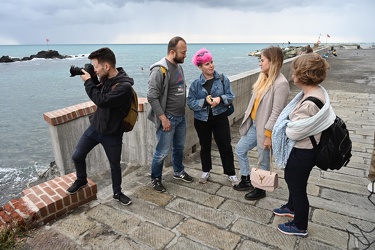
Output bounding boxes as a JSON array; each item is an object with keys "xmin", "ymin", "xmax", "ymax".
[
  {"xmin": 291, "ymin": 53, "xmax": 330, "ymax": 86},
  {"xmin": 253, "ymin": 46, "xmax": 284, "ymax": 93}
]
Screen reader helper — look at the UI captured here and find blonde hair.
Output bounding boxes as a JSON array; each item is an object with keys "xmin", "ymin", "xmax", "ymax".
[
  {"xmin": 291, "ymin": 53, "xmax": 330, "ymax": 86},
  {"xmin": 252, "ymin": 46, "xmax": 284, "ymax": 94}
]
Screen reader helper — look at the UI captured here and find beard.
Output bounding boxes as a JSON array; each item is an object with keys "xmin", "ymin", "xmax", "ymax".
[{"xmin": 173, "ymin": 56, "xmax": 185, "ymax": 64}]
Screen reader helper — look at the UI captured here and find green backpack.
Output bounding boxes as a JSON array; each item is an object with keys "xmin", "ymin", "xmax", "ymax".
[{"xmin": 112, "ymin": 83, "xmax": 138, "ymax": 132}]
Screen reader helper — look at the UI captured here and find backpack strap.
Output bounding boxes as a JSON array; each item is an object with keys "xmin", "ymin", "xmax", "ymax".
[
  {"xmin": 302, "ymin": 96, "xmax": 324, "ymax": 109},
  {"xmin": 160, "ymin": 66, "xmax": 167, "ymax": 82},
  {"xmin": 301, "ymin": 96, "xmax": 325, "ymax": 149}
]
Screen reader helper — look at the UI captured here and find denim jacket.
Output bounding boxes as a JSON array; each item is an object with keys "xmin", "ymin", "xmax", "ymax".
[{"xmin": 188, "ymin": 71, "xmax": 235, "ymax": 122}]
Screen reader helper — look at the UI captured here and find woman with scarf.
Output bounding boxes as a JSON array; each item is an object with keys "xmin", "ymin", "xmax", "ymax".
[
  {"xmin": 272, "ymin": 53, "xmax": 336, "ymax": 237},
  {"xmin": 233, "ymin": 46, "xmax": 290, "ymax": 200}
]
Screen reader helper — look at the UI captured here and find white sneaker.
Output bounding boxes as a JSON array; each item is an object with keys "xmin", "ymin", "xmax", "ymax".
[
  {"xmin": 228, "ymin": 175, "xmax": 240, "ymax": 186},
  {"xmin": 199, "ymin": 172, "xmax": 210, "ymax": 184}
]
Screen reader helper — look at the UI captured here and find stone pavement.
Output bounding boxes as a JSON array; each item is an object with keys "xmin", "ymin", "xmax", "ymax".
[{"xmin": 22, "ymin": 48, "xmax": 375, "ymax": 250}]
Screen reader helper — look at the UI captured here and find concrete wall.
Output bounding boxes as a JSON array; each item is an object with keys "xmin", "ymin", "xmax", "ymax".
[{"xmin": 44, "ymin": 48, "xmax": 328, "ymax": 176}]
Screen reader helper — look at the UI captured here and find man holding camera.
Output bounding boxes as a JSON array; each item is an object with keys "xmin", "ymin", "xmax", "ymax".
[{"xmin": 66, "ymin": 47, "xmax": 134, "ymax": 206}]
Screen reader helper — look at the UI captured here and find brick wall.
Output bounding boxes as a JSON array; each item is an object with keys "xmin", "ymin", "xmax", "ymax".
[
  {"xmin": 0, "ymin": 173, "xmax": 97, "ymax": 230},
  {"xmin": 43, "ymin": 98, "xmax": 147, "ymax": 126}
]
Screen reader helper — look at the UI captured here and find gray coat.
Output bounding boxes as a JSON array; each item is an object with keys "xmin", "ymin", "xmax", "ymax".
[{"xmin": 239, "ymin": 73, "xmax": 290, "ymax": 148}]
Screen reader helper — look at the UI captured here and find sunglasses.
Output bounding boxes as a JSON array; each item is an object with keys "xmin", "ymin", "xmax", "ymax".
[{"xmin": 197, "ymin": 51, "xmax": 208, "ymax": 57}]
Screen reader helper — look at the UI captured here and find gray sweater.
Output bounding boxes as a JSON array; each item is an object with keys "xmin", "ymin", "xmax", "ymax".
[{"xmin": 147, "ymin": 57, "xmax": 185, "ymax": 128}]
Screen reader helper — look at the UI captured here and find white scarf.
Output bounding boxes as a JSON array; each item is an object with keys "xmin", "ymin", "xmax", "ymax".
[{"xmin": 272, "ymin": 86, "xmax": 336, "ymax": 168}]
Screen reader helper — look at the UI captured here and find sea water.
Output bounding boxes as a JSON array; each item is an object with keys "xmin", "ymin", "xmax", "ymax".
[{"xmin": 0, "ymin": 42, "xmax": 305, "ymax": 205}]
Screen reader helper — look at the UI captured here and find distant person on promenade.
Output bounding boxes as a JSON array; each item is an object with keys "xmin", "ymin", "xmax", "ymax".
[
  {"xmin": 66, "ymin": 47, "xmax": 134, "ymax": 206},
  {"xmin": 306, "ymin": 45, "xmax": 313, "ymax": 54},
  {"xmin": 147, "ymin": 36, "xmax": 193, "ymax": 192},
  {"xmin": 233, "ymin": 46, "xmax": 290, "ymax": 200},
  {"xmin": 272, "ymin": 53, "xmax": 335, "ymax": 236},
  {"xmin": 187, "ymin": 48, "xmax": 239, "ymax": 185}
]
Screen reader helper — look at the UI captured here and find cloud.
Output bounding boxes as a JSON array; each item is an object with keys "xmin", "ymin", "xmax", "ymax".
[{"xmin": 0, "ymin": 0, "xmax": 374, "ymax": 45}]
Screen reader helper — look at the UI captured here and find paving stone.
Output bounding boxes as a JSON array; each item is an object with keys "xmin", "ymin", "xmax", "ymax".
[
  {"xmin": 216, "ymin": 186, "xmax": 257, "ymax": 205},
  {"xmin": 163, "ymin": 172, "xmax": 222, "ymax": 195},
  {"xmin": 312, "ymin": 209, "xmax": 375, "ymax": 234},
  {"xmin": 308, "ymin": 175, "xmax": 366, "ymax": 194},
  {"xmin": 320, "ymin": 188, "xmax": 375, "ymax": 210},
  {"xmin": 238, "ymin": 240, "xmax": 272, "ymax": 250},
  {"xmin": 166, "ymin": 182, "xmax": 225, "ymax": 208},
  {"xmin": 52, "ymin": 214, "xmax": 96, "ymax": 240},
  {"xmin": 86, "ymin": 204, "xmax": 140, "ymax": 234},
  {"xmin": 167, "ymin": 198, "xmax": 235, "ymax": 228},
  {"xmin": 231, "ymin": 218, "xmax": 297, "ymax": 249},
  {"xmin": 115, "ymin": 196, "xmax": 184, "ymax": 228},
  {"xmin": 177, "ymin": 219, "xmax": 240, "ymax": 250},
  {"xmin": 256, "ymin": 196, "xmax": 289, "ymax": 214},
  {"xmin": 217, "ymin": 181, "xmax": 319, "ymax": 204},
  {"xmin": 298, "ymin": 239, "xmax": 340, "ymax": 250},
  {"xmin": 132, "ymin": 185, "xmax": 173, "ymax": 206},
  {"xmin": 319, "ymin": 171, "xmax": 368, "ymax": 185},
  {"xmin": 219, "ymin": 199, "xmax": 272, "ymax": 224},
  {"xmin": 24, "ymin": 228, "xmax": 81, "ymax": 250},
  {"xmin": 129, "ymin": 221, "xmax": 175, "ymax": 250},
  {"xmin": 304, "ymin": 222, "xmax": 349, "ymax": 249},
  {"xmin": 331, "ymin": 166, "xmax": 366, "ymax": 177},
  {"xmin": 166, "ymin": 237, "xmax": 215, "ymax": 250},
  {"xmin": 80, "ymin": 225, "xmax": 153, "ymax": 250},
  {"xmin": 308, "ymin": 195, "xmax": 375, "ymax": 222}
]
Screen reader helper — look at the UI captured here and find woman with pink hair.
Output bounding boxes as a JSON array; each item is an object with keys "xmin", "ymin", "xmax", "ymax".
[{"xmin": 188, "ymin": 48, "xmax": 239, "ymax": 185}]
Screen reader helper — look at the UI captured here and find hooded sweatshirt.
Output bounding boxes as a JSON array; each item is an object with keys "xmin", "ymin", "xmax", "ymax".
[{"xmin": 84, "ymin": 67, "xmax": 134, "ymax": 135}]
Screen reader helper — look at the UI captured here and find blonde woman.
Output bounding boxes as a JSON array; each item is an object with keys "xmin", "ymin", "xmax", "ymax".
[{"xmin": 233, "ymin": 46, "xmax": 290, "ymax": 200}]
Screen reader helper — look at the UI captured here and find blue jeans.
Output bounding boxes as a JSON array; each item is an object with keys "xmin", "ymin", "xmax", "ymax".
[
  {"xmin": 235, "ymin": 123, "xmax": 270, "ymax": 176},
  {"xmin": 151, "ymin": 114, "xmax": 186, "ymax": 179},
  {"xmin": 72, "ymin": 125, "xmax": 123, "ymax": 194}
]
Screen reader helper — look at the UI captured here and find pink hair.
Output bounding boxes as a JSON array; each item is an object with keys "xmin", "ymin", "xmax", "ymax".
[{"xmin": 192, "ymin": 48, "xmax": 213, "ymax": 66}]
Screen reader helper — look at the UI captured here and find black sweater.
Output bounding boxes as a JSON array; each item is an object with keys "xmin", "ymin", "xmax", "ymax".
[{"xmin": 84, "ymin": 67, "xmax": 134, "ymax": 135}]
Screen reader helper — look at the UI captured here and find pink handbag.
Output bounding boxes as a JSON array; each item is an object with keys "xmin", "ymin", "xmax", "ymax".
[{"xmin": 250, "ymin": 149, "xmax": 278, "ymax": 192}]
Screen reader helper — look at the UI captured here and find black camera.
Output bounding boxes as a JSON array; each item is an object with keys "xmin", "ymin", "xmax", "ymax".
[{"xmin": 70, "ymin": 63, "xmax": 99, "ymax": 85}]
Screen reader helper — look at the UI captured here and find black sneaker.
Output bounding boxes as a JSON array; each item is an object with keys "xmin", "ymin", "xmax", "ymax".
[
  {"xmin": 244, "ymin": 188, "xmax": 266, "ymax": 200},
  {"xmin": 173, "ymin": 172, "xmax": 194, "ymax": 183},
  {"xmin": 113, "ymin": 192, "xmax": 132, "ymax": 206},
  {"xmin": 151, "ymin": 178, "xmax": 166, "ymax": 192},
  {"xmin": 66, "ymin": 180, "xmax": 88, "ymax": 194}
]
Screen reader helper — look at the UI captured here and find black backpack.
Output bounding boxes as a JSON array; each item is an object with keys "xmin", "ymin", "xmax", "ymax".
[{"xmin": 303, "ymin": 96, "xmax": 352, "ymax": 171}]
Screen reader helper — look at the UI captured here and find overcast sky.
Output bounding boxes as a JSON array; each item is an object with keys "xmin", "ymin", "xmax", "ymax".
[{"xmin": 1, "ymin": 0, "xmax": 374, "ymax": 45}]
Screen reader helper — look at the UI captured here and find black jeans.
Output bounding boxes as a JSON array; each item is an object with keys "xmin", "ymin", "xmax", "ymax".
[
  {"xmin": 194, "ymin": 112, "xmax": 235, "ymax": 175},
  {"xmin": 72, "ymin": 125, "xmax": 123, "ymax": 194},
  {"xmin": 284, "ymin": 147, "xmax": 316, "ymax": 230}
]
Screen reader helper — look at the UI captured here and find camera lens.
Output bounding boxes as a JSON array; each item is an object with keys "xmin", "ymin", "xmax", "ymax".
[{"xmin": 69, "ymin": 66, "xmax": 84, "ymax": 77}]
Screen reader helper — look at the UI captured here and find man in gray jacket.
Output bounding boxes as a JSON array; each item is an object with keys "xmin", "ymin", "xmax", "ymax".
[{"xmin": 147, "ymin": 36, "xmax": 193, "ymax": 192}]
